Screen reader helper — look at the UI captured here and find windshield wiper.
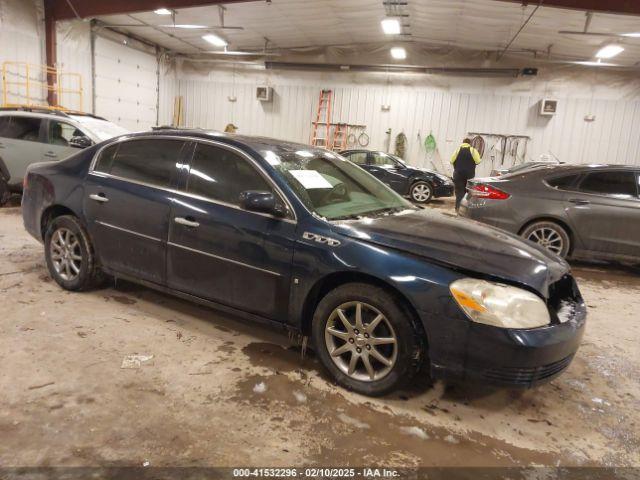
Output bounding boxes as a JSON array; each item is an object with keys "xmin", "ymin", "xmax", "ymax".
[
  {"xmin": 331, "ymin": 207, "xmax": 401, "ymax": 221},
  {"xmin": 331, "ymin": 213, "xmax": 364, "ymax": 221},
  {"xmin": 366, "ymin": 207, "xmax": 402, "ymax": 217}
]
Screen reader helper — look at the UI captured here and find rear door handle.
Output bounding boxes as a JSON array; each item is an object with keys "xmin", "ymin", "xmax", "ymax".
[
  {"xmin": 44, "ymin": 151, "xmax": 58, "ymax": 159},
  {"xmin": 89, "ymin": 193, "xmax": 109, "ymax": 203},
  {"xmin": 174, "ymin": 216, "xmax": 200, "ymax": 228},
  {"xmin": 568, "ymin": 198, "xmax": 590, "ymax": 205}
]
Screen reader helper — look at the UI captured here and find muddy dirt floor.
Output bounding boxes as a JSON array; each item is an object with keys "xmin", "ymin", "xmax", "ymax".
[{"xmin": 1, "ymin": 199, "xmax": 639, "ymax": 469}]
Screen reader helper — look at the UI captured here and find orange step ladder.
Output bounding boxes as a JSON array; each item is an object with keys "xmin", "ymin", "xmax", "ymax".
[
  {"xmin": 331, "ymin": 123, "xmax": 348, "ymax": 151},
  {"xmin": 311, "ymin": 89, "xmax": 332, "ymax": 147}
]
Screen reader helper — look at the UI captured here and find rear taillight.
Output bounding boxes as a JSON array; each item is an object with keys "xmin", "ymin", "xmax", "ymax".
[{"xmin": 468, "ymin": 183, "xmax": 510, "ymax": 200}]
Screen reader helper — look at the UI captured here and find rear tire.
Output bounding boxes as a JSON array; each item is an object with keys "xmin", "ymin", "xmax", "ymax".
[
  {"xmin": 410, "ymin": 181, "xmax": 433, "ymax": 204},
  {"xmin": 521, "ymin": 221, "xmax": 571, "ymax": 258},
  {"xmin": 312, "ymin": 282, "xmax": 423, "ymax": 396},
  {"xmin": 44, "ymin": 215, "xmax": 104, "ymax": 291},
  {"xmin": 0, "ymin": 178, "xmax": 9, "ymax": 206}
]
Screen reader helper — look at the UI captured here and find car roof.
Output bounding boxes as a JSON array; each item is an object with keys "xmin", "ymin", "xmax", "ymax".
[
  {"xmin": 340, "ymin": 149, "xmax": 384, "ymax": 154},
  {"xmin": 0, "ymin": 107, "xmax": 107, "ymax": 122},
  {"xmin": 539, "ymin": 164, "xmax": 639, "ymax": 174},
  {"xmin": 130, "ymin": 128, "xmax": 330, "ymax": 156}
]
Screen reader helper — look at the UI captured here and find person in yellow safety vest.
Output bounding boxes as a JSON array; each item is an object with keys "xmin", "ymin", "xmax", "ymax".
[{"xmin": 450, "ymin": 138, "xmax": 482, "ymax": 211}]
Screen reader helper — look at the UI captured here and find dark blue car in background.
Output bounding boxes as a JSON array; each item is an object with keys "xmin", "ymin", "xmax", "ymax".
[
  {"xmin": 340, "ymin": 149, "xmax": 454, "ymax": 203},
  {"xmin": 22, "ymin": 130, "xmax": 586, "ymax": 396}
]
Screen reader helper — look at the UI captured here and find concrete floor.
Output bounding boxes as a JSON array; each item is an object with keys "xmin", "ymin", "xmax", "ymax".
[{"xmin": 1, "ymin": 200, "xmax": 639, "ymax": 468}]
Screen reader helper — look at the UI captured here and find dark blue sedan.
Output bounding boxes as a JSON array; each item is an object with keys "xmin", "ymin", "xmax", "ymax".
[
  {"xmin": 22, "ymin": 130, "xmax": 586, "ymax": 396},
  {"xmin": 340, "ymin": 149, "xmax": 454, "ymax": 203}
]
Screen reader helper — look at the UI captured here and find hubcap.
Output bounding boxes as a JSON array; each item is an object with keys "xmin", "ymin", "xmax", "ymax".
[
  {"xmin": 527, "ymin": 227, "xmax": 563, "ymax": 255},
  {"xmin": 324, "ymin": 301, "xmax": 398, "ymax": 382},
  {"xmin": 412, "ymin": 183, "xmax": 431, "ymax": 202},
  {"xmin": 50, "ymin": 228, "xmax": 82, "ymax": 281}
]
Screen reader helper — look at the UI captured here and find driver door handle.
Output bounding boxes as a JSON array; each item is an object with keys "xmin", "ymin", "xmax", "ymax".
[
  {"xmin": 174, "ymin": 216, "xmax": 200, "ymax": 228},
  {"xmin": 89, "ymin": 193, "xmax": 109, "ymax": 203},
  {"xmin": 44, "ymin": 151, "xmax": 58, "ymax": 159},
  {"xmin": 568, "ymin": 198, "xmax": 590, "ymax": 205}
]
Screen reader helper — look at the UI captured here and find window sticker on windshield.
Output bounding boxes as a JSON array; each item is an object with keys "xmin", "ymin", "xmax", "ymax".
[{"xmin": 289, "ymin": 169, "xmax": 333, "ymax": 189}]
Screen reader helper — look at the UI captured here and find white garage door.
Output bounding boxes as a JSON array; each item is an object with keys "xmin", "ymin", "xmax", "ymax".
[{"xmin": 93, "ymin": 36, "xmax": 158, "ymax": 132}]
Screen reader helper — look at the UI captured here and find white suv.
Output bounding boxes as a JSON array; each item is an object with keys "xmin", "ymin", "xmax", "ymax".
[{"xmin": 0, "ymin": 108, "xmax": 128, "ymax": 205}]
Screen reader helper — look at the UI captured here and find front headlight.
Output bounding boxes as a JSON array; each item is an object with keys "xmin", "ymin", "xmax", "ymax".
[{"xmin": 450, "ymin": 278, "xmax": 550, "ymax": 329}]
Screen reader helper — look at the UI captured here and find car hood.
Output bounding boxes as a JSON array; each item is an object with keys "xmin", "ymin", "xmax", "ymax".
[{"xmin": 332, "ymin": 210, "xmax": 569, "ymax": 298}]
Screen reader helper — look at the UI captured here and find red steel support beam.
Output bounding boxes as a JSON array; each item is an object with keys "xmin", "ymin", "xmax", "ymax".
[
  {"xmin": 44, "ymin": 0, "xmax": 57, "ymax": 106},
  {"xmin": 495, "ymin": 0, "xmax": 640, "ymax": 16},
  {"xmin": 47, "ymin": 0, "xmax": 257, "ymax": 21}
]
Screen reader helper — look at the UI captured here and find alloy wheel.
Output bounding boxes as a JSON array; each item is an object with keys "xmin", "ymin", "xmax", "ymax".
[
  {"xmin": 324, "ymin": 301, "xmax": 398, "ymax": 382},
  {"xmin": 411, "ymin": 183, "xmax": 431, "ymax": 203},
  {"xmin": 50, "ymin": 228, "xmax": 83, "ymax": 281},
  {"xmin": 527, "ymin": 227, "xmax": 564, "ymax": 255}
]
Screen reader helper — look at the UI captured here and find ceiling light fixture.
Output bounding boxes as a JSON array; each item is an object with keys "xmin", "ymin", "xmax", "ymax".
[
  {"xmin": 154, "ymin": 8, "xmax": 172, "ymax": 15},
  {"xmin": 160, "ymin": 24, "xmax": 207, "ymax": 29},
  {"xmin": 573, "ymin": 59, "xmax": 619, "ymax": 67},
  {"xmin": 596, "ymin": 44, "xmax": 624, "ymax": 59},
  {"xmin": 390, "ymin": 46, "xmax": 407, "ymax": 60},
  {"xmin": 202, "ymin": 33, "xmax": 228, "ymax": 47},
  {"xmin": 381, "ymin": 18, "xmax": 401, "ymax": 35}
]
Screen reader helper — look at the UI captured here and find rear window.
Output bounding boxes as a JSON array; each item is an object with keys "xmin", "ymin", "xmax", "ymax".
[{"xmin": 578, "ymin": 171, "xmax": 637, "ymax": 197}]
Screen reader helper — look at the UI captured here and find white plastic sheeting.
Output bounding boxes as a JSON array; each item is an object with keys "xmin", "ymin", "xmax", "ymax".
[
  {"xmin": 95, "ymin": 0, "xmax": 640, "ymax": 67},
  {"xmin": 0, "ymin": 0, "xmax": 43, "ymax": 105},
  {"xmin": 176, "ymin": 65, "xmax": 640, "ymax": 174},
  {"xmin": 56, "ymin": 20, "xmax": 92, "ymax": 112}
]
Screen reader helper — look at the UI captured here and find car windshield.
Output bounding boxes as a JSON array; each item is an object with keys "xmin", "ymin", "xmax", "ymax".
[
  {"xmin": 70, "ymin": 115, "xmax": 129, "ymax": 141},
  {"xmin": 265, "ymin": 149, "xmax": 415, "ymax": 220}
]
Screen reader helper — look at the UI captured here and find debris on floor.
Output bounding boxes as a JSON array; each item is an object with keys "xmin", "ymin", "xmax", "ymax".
[
  {"xmin": 253, "ymin": 381, "xmax": 267, "ymax": 393},
  {"xmin": 121, "ymin": 354, "xmax": 155, "ymax": 369}
]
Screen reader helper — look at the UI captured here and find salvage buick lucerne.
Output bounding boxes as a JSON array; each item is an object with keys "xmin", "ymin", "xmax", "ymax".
[{"xmin": 22, "ymin": 130, "xmax": 586, "ymax": 396}]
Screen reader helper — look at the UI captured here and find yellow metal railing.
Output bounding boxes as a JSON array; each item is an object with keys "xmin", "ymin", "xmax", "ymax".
[{"xmin": 1, "ymin": 62, "xmax": 83, "ymax": 112}]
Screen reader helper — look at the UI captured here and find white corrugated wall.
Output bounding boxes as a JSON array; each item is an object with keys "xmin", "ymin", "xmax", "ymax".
[{"xmin": 177, "ymin": 76, "xmax": 640, "ymax": 174}]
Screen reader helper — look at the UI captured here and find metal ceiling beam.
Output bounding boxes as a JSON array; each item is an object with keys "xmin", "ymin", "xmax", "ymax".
[
  {"xmin": 46, "ymin": 0, "xmax": 257, "ymax": 21},
  {"xmin": 495, "ymin": 0, "xmax": 640, "ymax": 16}
]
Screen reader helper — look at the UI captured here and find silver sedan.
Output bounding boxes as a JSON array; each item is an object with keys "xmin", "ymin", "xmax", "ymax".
[{"xmin": 459, "ymin": 164, "xmax": 640, "ymax": 262}]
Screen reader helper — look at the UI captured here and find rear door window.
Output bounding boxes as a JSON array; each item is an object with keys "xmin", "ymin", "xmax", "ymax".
[
  {"xmin": 578, "ymin": 171, "xmax": 637, "ymax": 197},
  {"xmin": 0, "ymin": 116, "xmax": 43, "ymax": 142},
  {"xmin": 370, "ymin": 152, "xmax": 396, "ymax": 168},
  {"xmin": 546, "ymin": 174, "xmax": 581, "ymax": 191},
  {"xmin": 95, "ymin": 139, "xmax": 186, "ymax": 189},
  {"xmin": 186, "ymin": 143, "xmax": 272, "ymax": 205}
]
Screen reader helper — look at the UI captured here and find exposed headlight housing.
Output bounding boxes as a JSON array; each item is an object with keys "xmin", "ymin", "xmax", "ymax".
[{"xmin": 450, "ymin": 278, "xmax": 550, "ymax": 329}]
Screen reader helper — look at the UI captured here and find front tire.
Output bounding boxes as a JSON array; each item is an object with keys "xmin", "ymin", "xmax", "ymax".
[
  {"xmin": 312, "ymin": 283, "xmax": 423, "ymax": 396},
  {"xmin": 410, "ymin": 181, "xmax": 433, "ymax": 204},
  {"xmin": 44, "ymin": 215, "xmax": 104, "ymax": 291},
  {"xmin": 521, "ymin": 220, "xmax": 571, "ymax": 258}
]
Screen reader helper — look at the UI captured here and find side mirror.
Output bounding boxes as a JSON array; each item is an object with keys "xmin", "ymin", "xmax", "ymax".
[
  {"xmin": 239, "ymin": 190, "xmax": 286, "ymax": 217},
  {"xmin": 69, "ymin": 135, "xmax": 93, "ymax": 149}
]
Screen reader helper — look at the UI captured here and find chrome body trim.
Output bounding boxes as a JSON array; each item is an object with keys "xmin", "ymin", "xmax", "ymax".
[
  {"xmin": 167, "ymin": 241, "xmax": 281, "ymax": 277},
  {"xmin": 95, "ymin": 220, "xmax": 162, "ymax": 242}
]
